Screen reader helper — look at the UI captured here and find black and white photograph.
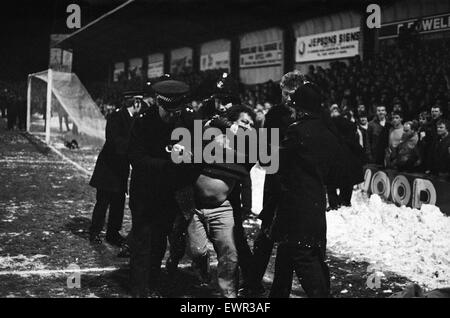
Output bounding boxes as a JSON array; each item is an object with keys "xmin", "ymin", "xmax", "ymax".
[{"xmin": 0, "ymin": 0, "xmax": 449, "ymax": 302}]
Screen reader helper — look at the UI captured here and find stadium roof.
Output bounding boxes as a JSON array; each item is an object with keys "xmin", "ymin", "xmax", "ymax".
[{"xmin": 57, "ymin": 0, "xmax": 371, "ymax": 61}]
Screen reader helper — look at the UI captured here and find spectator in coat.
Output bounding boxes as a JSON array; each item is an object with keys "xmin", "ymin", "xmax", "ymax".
[
  {"xmin": 429, "ymin": 105, "xmax": 445, "ymax": 145},
  {"xmin": 426, "ymin": 119, "xmax": 450, "ymax": 176},
  {"xmin": 387, "ymin": 120, "xmax": 420, "ymax": 171},
  {"xmin": 326, "ymin": 109, "xmax": 365, "ymax": 209},
  {"xmin": 417, "ymin": 111, "xmax": 433, "ymax": 171},
  {"xmin": 385, "ymin": 111, "xmax": 404, "ymax": 166},
  {"xmin": 89, "ymin": 93, "xmax": 144, "ymax": 246},
  {"xmin": 367, "ymin": 105, "xmax": 391, "ymax": 165}
]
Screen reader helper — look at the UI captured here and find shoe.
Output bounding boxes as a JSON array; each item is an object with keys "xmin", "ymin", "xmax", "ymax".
[
  {"xmin": 165, "ymin": 257, "xmax": 178, "ymax": 276},
  {"xmin": 105, "ymin": 233, "xmax": 126, "ymax": 247},
  {"xmin": 89, "ymin": 233, "xmax": 102, "ymax": 245}
]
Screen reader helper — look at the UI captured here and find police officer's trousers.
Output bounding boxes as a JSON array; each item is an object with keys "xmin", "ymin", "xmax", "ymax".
[
  {"xmin": 269, "ymin": 241, "xmax": 331, "ymax": 298},
  {"xmin": 128, "ymin": 200, "xmax": 176, "ymax": 298}
]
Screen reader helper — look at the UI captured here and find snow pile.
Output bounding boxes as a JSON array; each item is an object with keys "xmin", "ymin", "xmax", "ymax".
[{"xmin": 327, "ymin": 191, "xmax": 450, "ymax": 290}]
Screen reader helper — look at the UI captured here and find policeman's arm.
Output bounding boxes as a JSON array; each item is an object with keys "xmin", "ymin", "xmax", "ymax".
[{"xmin": 106, "ymin": 113, "xmax": 128, "ymax": 155}]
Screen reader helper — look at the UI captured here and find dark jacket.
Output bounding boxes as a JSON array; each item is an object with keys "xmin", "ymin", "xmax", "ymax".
[
  {"xmin": 271, "ymin": 113, "xmax": 342, "ymax": 245},
  {"xmin": 417, "ymin": 124, "xmax": 433, "ymax": 171},
  {"xmin": 388, "ymin": 132, "xmax": 420, "ymax": 171},
  {"xmin": 89, "ymin": 107, "xmax": 133, "ymax": 193},
  {"xmin": 367, "ymin": 118, "xmax": 391, "ymax": 165},
  {"xmin": 127, "ymin": 106, "xmax": 200, "ymax": 217},
  {"xmin": 329, "ymin": 116, "xmax": 366, "ymax": 186},
  {"xmin": 427, "ymin": 134, "xmax": 450, "ymax": 175},
  {"xmin": 429, "ymin": 117, "xmax": 443, "ymax": 144},
  {"xmin": 258, "ymin": 104, "xmax": 294, "ymax": 223}
]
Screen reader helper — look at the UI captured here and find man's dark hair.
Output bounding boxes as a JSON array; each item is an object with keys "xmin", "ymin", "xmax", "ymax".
[
  {"xmin": 419, "ymin": 111, "xmax": 431, "ymax": 121},
  {"xmin": 391, "ymin": 110, "xmax": 403, "ymax": 118},
  {"xmin": 226, "ymin": 105, "xmax": 256, "ymax": 123},
  {"xmin": 431, "ymin": 105, "xmax": 443, "ymax": 112},
  {"xmin": 436, "ymin": 119, "xmax": 449, "ymax": 130},
  {"xmin": 357, "ymin": 111, "xmax": 368, "ymax": 119}
]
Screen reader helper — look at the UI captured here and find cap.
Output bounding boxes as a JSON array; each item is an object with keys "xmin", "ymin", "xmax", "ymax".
[{"xmin": 152, "ymin": 80, "xmax": 189, "ymax": 111}]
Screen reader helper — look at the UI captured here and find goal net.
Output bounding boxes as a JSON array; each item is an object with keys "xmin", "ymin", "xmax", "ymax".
[{"xmin": 27, "ymin": 70, "xmax": 106, "ymax": 152}]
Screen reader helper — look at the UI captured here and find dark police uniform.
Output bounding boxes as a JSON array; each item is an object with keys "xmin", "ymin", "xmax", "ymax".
[
  {"xmin": 89, "ymin": 106, "xmax": 133, "ymax": 244},
  {"xmin": 247, "ymin": 103, "xmax": 295, "ymax": 294},
  {"xmin": 127, "ymin": 80, "xmax": 199, "ymax": 297},
  {"xmin": 269, "ymin": 83, "xmax": 342, "ymax": 298}
]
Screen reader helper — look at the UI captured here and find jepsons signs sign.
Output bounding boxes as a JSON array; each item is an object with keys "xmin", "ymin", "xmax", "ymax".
[{"xmin": 295, "ymin": 27, "xmax": 360, "ymax": 63}]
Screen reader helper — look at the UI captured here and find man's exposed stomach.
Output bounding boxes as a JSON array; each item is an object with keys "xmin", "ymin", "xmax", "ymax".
[{"xmin": 194, "ymin": 174, "xmax": 236, "ymax": 209}]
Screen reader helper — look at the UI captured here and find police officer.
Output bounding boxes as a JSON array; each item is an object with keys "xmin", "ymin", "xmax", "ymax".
[
  {"xmin": 88, "ymin": 91, "xmax": 145, "ymax": 246},
  {"xmin": 127, "ymin": 80, "xmax": 199, "ymax": 298},
  {"xmin": 269, "ymin": 82, "xmax": 342, "ymax": 298}
]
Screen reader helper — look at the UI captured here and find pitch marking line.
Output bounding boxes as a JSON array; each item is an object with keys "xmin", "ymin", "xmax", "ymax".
[{"xmin": 0, "ymin": 267, "xmax": 119, "ymax": 276}]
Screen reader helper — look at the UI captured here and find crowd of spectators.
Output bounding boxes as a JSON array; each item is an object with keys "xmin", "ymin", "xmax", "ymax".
[
  {"xmin": 314, "ymin": 38, "xmax": 450, "ymax": 178},
  {"xmin": 332, "ymin": 102, "xmax": 449, "ymax": 178},
  {"xmin": 307, "ymin": 38, "xmax": 450, "ymax": 121},
  {"xmin": 87, "ymin": 36, "xmax": 450, "ymax": 178}
]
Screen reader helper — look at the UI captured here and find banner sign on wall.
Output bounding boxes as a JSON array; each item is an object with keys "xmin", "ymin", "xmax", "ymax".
[
  {"xmin": 49, "ymin": 34, "xmax": 71, "ymax": 71},
  {"xmin": 128, "ymin": 58, "xmax": 143, "ymax": 78},
  {"xmin": 147, "ymin": 53, "xmax": 164, "ymax": 79},
  {"xmin": 295, "ymin": 27, "xmax": 360, "ymax": 63},
  {"xmin": 200, "ymin": 51, "xmax": 230, "ymax": 71},
  {"xmin": 113, "ymin": 62, "xmax": 125, "ymax": 82},
  {"xmin": 170, "ymin": 47, "xmax": 193, "ymax": 75},
  {"xmin": 147, "ymin": 61, "xmax": 164, "ymax": 78},
  {"xmin": 379, "ymin": 13, "xmax": 450, "ymax": 39},
  {"xmin": 240, "ymin": 41, "xmax": 283, "ymax": 69}
]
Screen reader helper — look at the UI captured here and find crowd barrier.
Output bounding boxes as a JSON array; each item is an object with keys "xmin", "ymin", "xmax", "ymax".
[{"xmin": 361, "ymin": 165, "xmax": 450, "ymax": 216}]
